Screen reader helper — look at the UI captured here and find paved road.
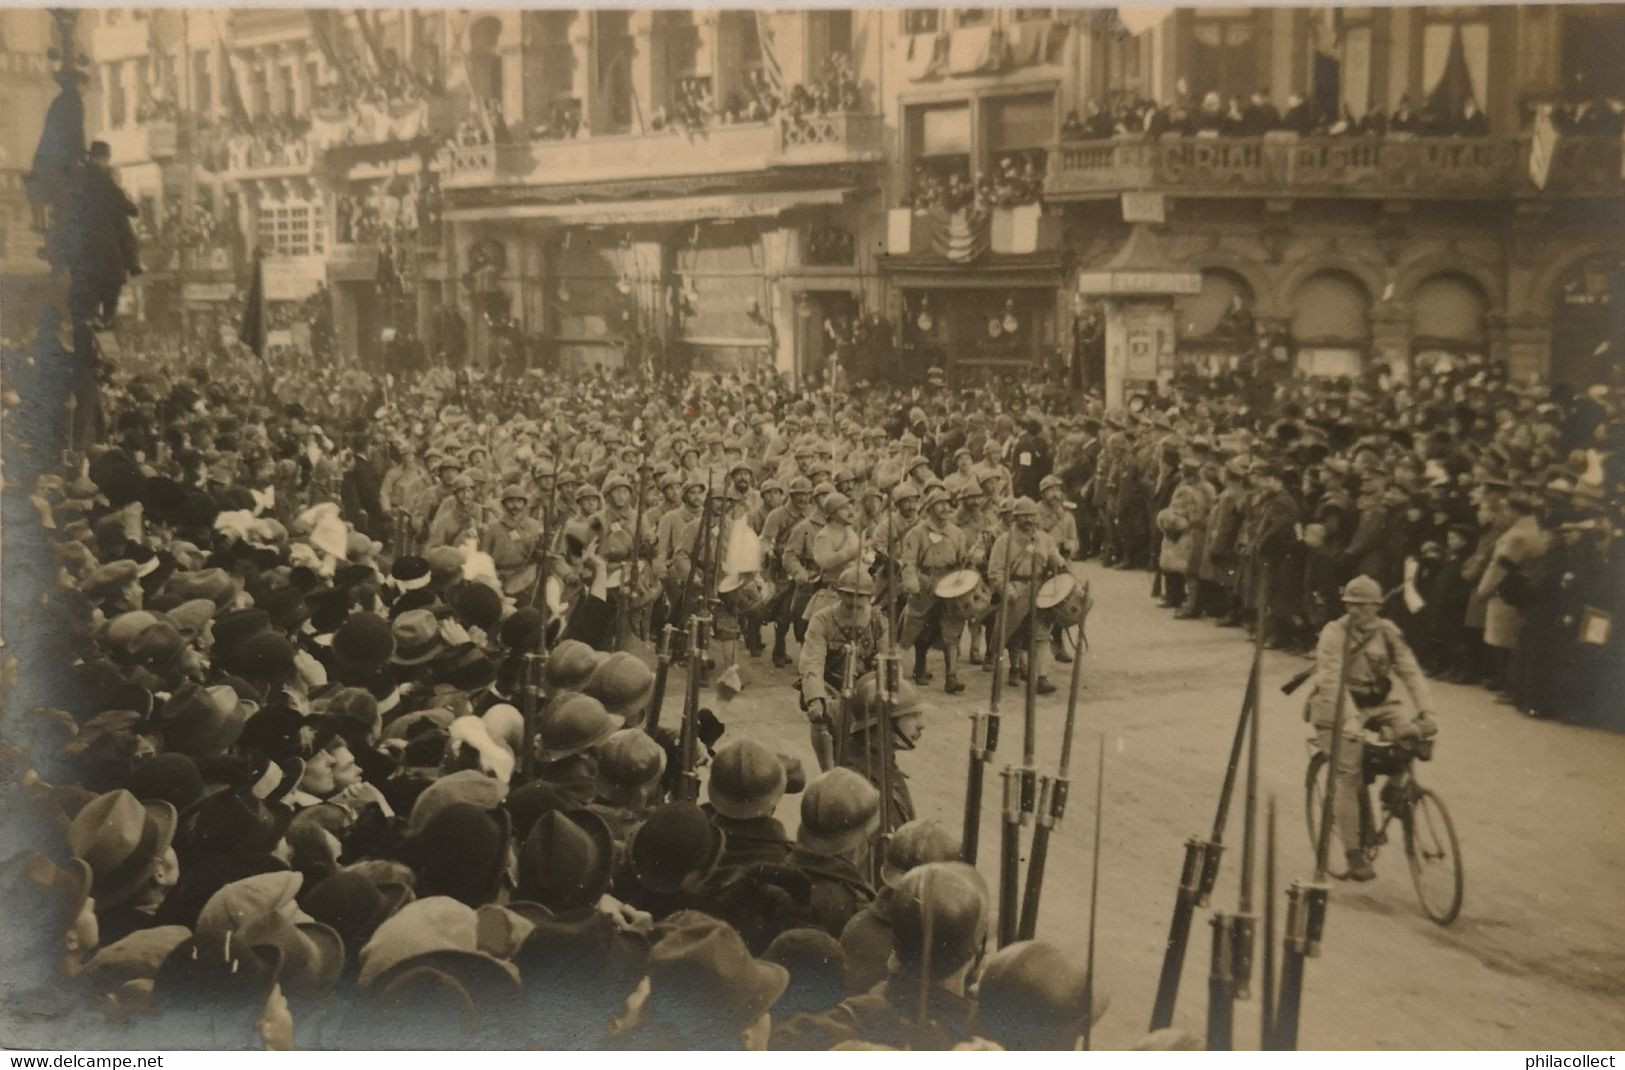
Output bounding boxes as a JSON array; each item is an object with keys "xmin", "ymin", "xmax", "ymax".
[{"xmin": 674, "ymin": 563, "xmax": 1625, "ymax": 1050}]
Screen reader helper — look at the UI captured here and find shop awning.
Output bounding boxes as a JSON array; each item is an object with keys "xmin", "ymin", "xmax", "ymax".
[{"xmin": 444, "ymin": 188, "xmax": 854, "ymax": 226}]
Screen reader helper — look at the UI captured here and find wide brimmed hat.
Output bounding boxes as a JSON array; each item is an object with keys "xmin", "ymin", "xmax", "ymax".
[
  {"xmin": 628, "ymin": 802, "xmax": 726, "ymax": 895},
  {"xmin": 66, "ymin": 790, "xmax": 178, "ymax": 908}
]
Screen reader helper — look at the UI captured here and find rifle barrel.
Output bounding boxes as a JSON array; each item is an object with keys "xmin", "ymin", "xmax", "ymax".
[
  {"xmin": 1260, "ymin": 797, "xmax": 1277, "ymax": 1048},
  {"xmin": 1149, "ymin": 837, "xmax": 1207, "ymax": 1030},
  {"xmin": 1206, "ymin": 912, "xmax": 1235, "ymax": 1051},
  {"xmin": 1082, "ymin": 734, "xmax": 1103, "ymax": 1051}
]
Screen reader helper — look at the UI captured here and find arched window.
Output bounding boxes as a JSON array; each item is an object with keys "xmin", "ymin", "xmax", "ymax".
[
  {"xmin": 1291, "ymin": 269, "xmax": 1370, "ymax": 378},
  {"xmin": 1177, "ymin": 268, "xmax": 1255, "ymax": 341},
  {"xmin": 1410, "ymin": 272, "xmax": 1487, "ymax": 375}
]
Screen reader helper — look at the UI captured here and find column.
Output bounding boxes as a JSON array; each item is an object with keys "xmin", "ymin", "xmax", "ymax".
[
  {"xmin": 1494, "ymin": 311, "xmax": 1550, "ymax": 382},
  {"xmin": 570, "ymin": 13, "xmax": 593, "ymax": 118}
]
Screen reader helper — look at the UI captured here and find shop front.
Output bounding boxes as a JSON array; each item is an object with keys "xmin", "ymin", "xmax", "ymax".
[{"xmin": 884, "ymin": 253, "xmax": 1069, "ymax": 386}]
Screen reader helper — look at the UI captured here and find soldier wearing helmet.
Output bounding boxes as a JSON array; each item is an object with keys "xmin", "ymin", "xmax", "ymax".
[
  {"xmin": 761, "ymin": 476, "xmax": 815, "ymax": 667},
  {"xmin": 897, "ymin": 488, "xmax": 971, "ymax": 694},
  {"xmin": 987, "ymin": 497, "xmax": 1069, "ymax": 696},
  {"xmin": 1307, "ymin": 574, "xmax": 1438, "ymax": 882},
  {"xmin": 798, "ymin": 566, "xmax": 883, "ymax": 773},
  {"xmin": 839, "ymin": 673, "xmax": 929, "ymax": 826}
]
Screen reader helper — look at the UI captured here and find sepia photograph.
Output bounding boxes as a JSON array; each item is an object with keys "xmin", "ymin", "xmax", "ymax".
[{"xmin": 0, "ymin": 1, "xmax": 1621, "ymax": 1055}]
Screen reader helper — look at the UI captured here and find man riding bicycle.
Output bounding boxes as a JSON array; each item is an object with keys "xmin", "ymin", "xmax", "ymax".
[{"xmin": 1308, "ymin": 575, "xmax": 1438, "ymax": 881}]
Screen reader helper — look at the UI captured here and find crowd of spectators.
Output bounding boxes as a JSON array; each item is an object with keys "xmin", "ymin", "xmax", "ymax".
[
  {"xmin": 225, "ymin": 115, "xmax": 314, "ymax": 171},
  {"xmin": 335, "ymin": 185, "xmax": 422, "ymax": 248},
  {"xmin": 1066, "ymin": 350, "xmax": 1623, "ymax": 729},
  {"xmin": 1061, "ymin": 81, "xmax": 1498, "ymax": 142},
  {"xmin": 901, "ymin": 151, "xmax": 1046, "ymax": 214}
]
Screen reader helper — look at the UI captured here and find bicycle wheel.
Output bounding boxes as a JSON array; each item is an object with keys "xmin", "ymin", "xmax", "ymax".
[
  {"xmin": 1304, "ymin": 753, "xmax": 1350, "ymax": 879},
  {"xmin": 1404, "ymin": 787, "xmax": 1463, "ymax": 925}
]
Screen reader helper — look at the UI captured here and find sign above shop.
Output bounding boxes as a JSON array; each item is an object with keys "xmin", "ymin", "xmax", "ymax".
[
  {"xmin": 1077, "ymin": 270, "xmax": 1201, "ymax": 296},
  {"xmin": 1121, "ymin": 192, "xmax": 1166, "ymax": 224}
]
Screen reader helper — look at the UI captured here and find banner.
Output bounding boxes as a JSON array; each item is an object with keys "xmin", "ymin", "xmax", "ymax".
[
  {"xmin": 1529, "ymin": 108, "xmax": 1558, "ymax": 191},
  {"xmin": 927, "ymin": 206, "xmax": 990, "ymax": 264}
]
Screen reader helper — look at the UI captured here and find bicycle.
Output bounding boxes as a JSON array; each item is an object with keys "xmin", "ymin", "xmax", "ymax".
[{"xmin": 1305, "ymin": 725, "xmax": 1464, "ymax": 925}]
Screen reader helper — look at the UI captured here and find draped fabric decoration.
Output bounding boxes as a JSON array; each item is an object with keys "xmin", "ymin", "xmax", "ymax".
[
  {"xmin": 903, "ymin": 30, "xmax": 947, "ymax": 82},
  {"xmin": 1424, "ymin": 22, "xmax": 1486, "ymax": 115},
  {"xmin": 927, "ymin": 205, "xmax": 990, "ymax": 264},
  {"xmin": 753, "ymin": 12, "xmax": 785, "ymax": 91},
  {"xmin": 947, "ymin": 24, "xmax": 999, "ymax": 76}
]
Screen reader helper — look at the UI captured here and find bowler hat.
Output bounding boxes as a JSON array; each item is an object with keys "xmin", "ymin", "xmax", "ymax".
[
  {"xmin": 516, "ymin": 809, "xmax": 615, "ymax": 912},
  {"xmin": 644, "ymin": 918, "xmax": 788, "ymax": 1030},
  {"xmin": 627, "ymin": 802, "xmax": 726, "ymax": 896}
]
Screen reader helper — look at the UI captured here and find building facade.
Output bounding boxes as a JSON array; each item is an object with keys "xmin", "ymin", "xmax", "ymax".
[{"xmin": 30, "ymin": 6, "xmax": 1625, "ymax": 389}]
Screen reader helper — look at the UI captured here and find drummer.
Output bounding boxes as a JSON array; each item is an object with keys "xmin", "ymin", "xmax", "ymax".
[
  {"xmin": 988, "ymin": 497, "xmax": 1069, "ymax": 696},
  {"xmin": 1038, "ymin": 473, "xmax": 1080, "ymax": 664},
  {"xmin": 898, "ymin": 487, "xmax": 971, "ymax": 695},
  {"xmin": 954, "ymin": 482, "xmax": 997, "ymax": 667}
]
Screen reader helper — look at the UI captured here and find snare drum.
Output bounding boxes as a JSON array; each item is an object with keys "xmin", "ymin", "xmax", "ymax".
[{"xmin": 944, "ymin": 578, "xmax": 994, "ymax": 624}]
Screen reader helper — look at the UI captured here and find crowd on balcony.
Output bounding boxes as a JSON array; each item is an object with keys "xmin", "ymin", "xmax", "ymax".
[
  {"xmin": 132, "ymin": 203, "xmax": 234, "ymax": 271},
  {"xmin": 902, "ymin": 151, "xmax": 1046, "ymax": 215},
  {"xmin": 1061, "ymin": 82, "xmax": 1497, "ymax": 143},
  {"xmin": 648, "ymin": 55, "xmax": 865, "ymax": 136},
  {"xmin": 311, "ymin": 55, "xmax": 447, "ymax": 148},
  {"xmin": 224, "ymin": 115, "xmax": 314, "ymax": 171},
  {"xmin": 335, "ymin": 186, "xmax": 423, "ymax": 249}
]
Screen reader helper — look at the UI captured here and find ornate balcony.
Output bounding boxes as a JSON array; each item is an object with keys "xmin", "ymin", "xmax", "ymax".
[
  {"xmin": 1043, "ymin": 134, "xmax": 1624, "ymax": 201},
  {"xmin": 1045, "ymin": 135, "xmax": 1525, "ymax": 200},
  {"xmin": 439, "ymin": 112, "xmax": 883, "ymax": 191},
  {"xmin": 102, "ymin": 121, "xmax": 180, "ymax": 167}
]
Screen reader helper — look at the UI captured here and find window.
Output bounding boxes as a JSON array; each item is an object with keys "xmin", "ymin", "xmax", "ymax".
[
  {"xmin": 109, "ymin": 63, "xmax": 128, "ymax": 128},
  {"xmin": 663, "ymin": 11, "xmax": 703, "ymax": 77},
  {"xmin": 280, "ymin": 64, "xmax": 297, "ymax": 116},
  {"xmin": 1423, "ymin": 8, "xmax": 1489, "ymax": 122},
  {"xmin": 1013, "ymin": 9, "xmax": 1051, "ymax": 21},
  {"xmin": 906, "ymin": 102, "xmax": 973, "ymax": 207},
  {"xmin": 1188, "ymin": 12, "xmax": 1258, "ymax": 102},
  {"xmin": 903, "ymin": 11, "xmax": 940, "ymax": 35},
  {"xmin": 258, "ymin": 203, "xmax": 326, "ymax": 257},
  {"xmin": 193, "ymin": 52, "xmax": 211, "ymax": 113},
  {"xmin": 251, "ymin": 67, "xmax": 270, "ymax": 117},
  {"xmin": 595, "ymin": 11, "xmax": 633, "ymax": 133},
  {"xmin": 985, "ymin": 92, "xmax": 1053, "ymax": 201},
  {"xmin": 956, "ymin": 10, "xmax": 989, "ymax": 27},
  {"xmin": 1562, "ymin": 10, "xmax": 1625, "ymax": 98}
]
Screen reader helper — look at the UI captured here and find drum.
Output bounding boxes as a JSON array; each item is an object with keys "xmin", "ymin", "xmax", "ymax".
[
  {"xmin": 1035, "ymin": 572, "xmax": 1076, "ymax": 611},
  {"xmin": 723, "ymin": 573, "xmax": 772, "ymax": 616},
  {"xmin": 1051, "ymin": 579, "xmax": 1093, "ymax": 628},
  {"xmin": 944, "ymin": 578, "xmax": 994, "ymax": 624},
  {"xmin": 934, "ymin": 569, "xmax": 981, "ymax": 600}
]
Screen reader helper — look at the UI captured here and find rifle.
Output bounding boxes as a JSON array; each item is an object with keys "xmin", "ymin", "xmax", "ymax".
[
  {"xmin": 526, "ymin": 474, "xmax": 560, "ymax": 611},
  {"xmin": 676, "ymin": 473, "xmax": 723, "ymax": 800},
  {"xmin": 998, "ymin": 543, "xmax": 1040, "ymax": 948},
  {"xmin": 875, "ymin": 500, "xmax": 900, "ymax": 886},
  {"xmin": 620, "ymin": 464, "xmax": 649, "ymax": 646},
  {"xmin": 647, "ymin": 486, "xmax": 714, "ymax": 736},
  {"xmin": 1260, "ymin": 795, "xmax": 1278, "ymax": 1049},
  {"xmin": 1081, "ymin": 734, "xmax": 1104, "ymax": 1051},
  {"xmin": 963, "ymin": 527, "xmax": 1015, "ymax": 864},
  {"xmin": 519, "ymin": 477, "xmax": 560, "ymax": 783},
  {"xmin": 1016, "ymin": 565, "xmax": 1085, "ymax": 940},
  {"xmin": 1150, "ymin": 567, "xmax": 1268, "ymax": 1030},
  {"xmin": 1273, "ymin": 620, "xmax": 1356, "ymax": 1049}
]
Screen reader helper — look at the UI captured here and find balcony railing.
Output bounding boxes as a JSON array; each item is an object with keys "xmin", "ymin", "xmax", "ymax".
[
  {"xmin": 1045, "ymin": 134, "xmax": 1622, "ymax": 200},
  {"xmin": 102, "ymin": 121, "xmax": 181, "ymax": 167},
  {"xmin": 439, "ymin": 112, "xmax": 883, "ymax": 190}
]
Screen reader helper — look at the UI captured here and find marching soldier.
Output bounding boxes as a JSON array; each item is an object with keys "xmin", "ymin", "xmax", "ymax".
[
  {"xmin": 988, "ymin": 497, "xmax": 1068, "ymax": 695},
  {"xmin": 762, "ymin": 476, "xmax": 812, "ymax": 667},
  {"xmin": 841, "ymin": 674, "xmax": 929, "ymax": 828},
  {"xmin": 783, "ymin": 483, "xmax": 831, "ymax": 646},
  {"xmin": 480, "ymin": 484, "xmax": 543, "ymax": 598},
  {"xmin": 898, "ymin": 487, "xmax": 970, "ymax": 693},
  {"xmin": 806, "ymin": 492, "xmax": 863, "ymax": 623},
  {"xmin": 799, "ymin": 566, "xmax": 884, "ymax": 773}
]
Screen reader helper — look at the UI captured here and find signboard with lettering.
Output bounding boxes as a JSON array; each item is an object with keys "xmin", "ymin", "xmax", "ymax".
[
  {"xmin": 1121, "ymin": 192, "xmax": 1166, "ymax": 224},
  {"xmin": 263, "ymin": 255, "xmax": 327, "ymax": 300},
  {"xmin": 183, "ymin": 281, "xmax": 237, "ymax": 303}
]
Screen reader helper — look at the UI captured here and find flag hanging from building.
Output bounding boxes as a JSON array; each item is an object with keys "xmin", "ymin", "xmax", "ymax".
[
  {"xmin": 927, "ymin": 206, "xmax": 990, "ymax": 263},
  {"xmin": 1529, "ymin": 107, "xmax": 1559, "ymax": 191},
  {"xmin": 240, "ymin": 251, "xmax": 267, "ymax": 362}
]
